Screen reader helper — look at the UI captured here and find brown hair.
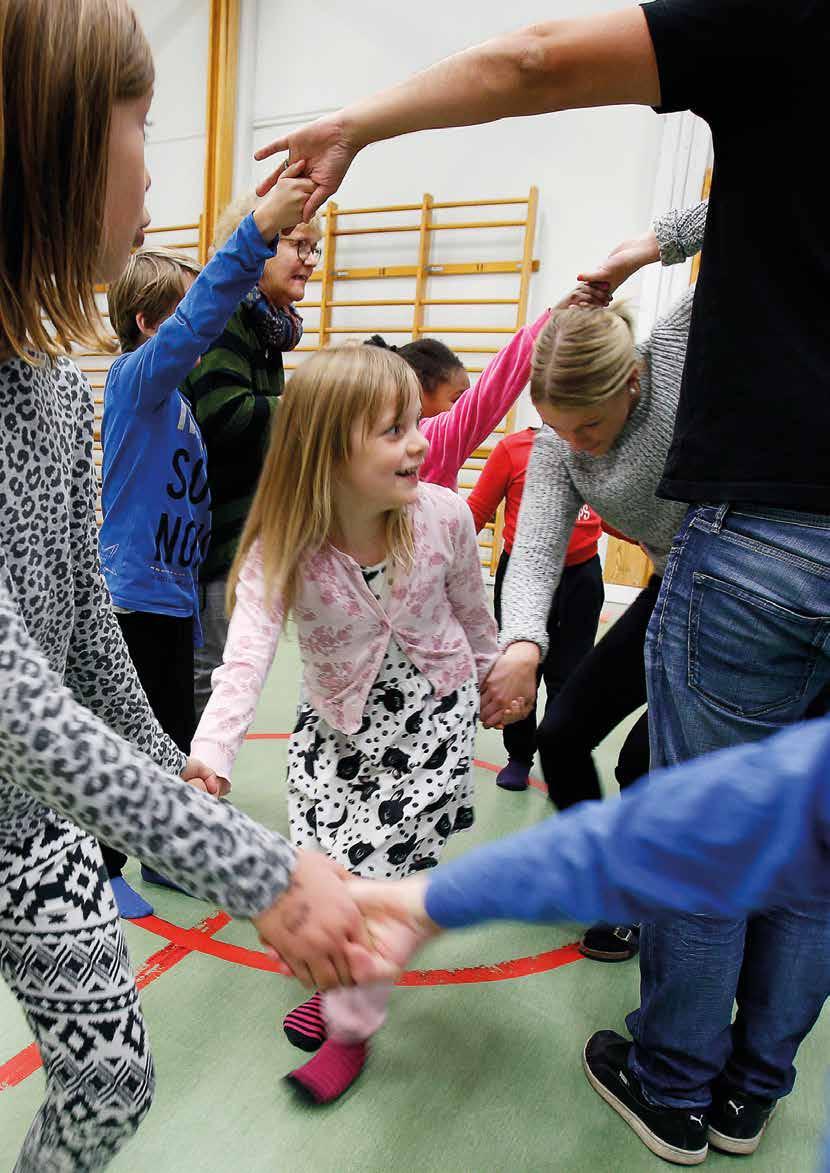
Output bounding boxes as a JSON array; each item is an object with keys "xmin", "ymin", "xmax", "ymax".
[
  {"xmin": 212, "ymin": 191, "xmax": 323, "ymax": 252},
  {"xmin": 228, "ymin": 345, "xmax": 418, "ymax": 619},
  {"xmin": 108, "ymin": 248, "xmax": 201, "ymax": 351},
  {"xmin": 0, "ymin": 0, "xmax": 154, "ymax": 361},
  {"xmin": 531, "ymin": 303, "xmax": 639, "ymax": 410}
]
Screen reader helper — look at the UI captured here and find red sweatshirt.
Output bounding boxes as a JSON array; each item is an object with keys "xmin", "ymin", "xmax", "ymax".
[{"xmin": 466, "ymin": 428, "xmax": 602, "ymax": 564}]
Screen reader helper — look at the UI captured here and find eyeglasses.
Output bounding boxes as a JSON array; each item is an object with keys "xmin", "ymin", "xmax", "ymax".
[{"xmin": 285, "ymin": 239, "xmax": 322, "ymax": 266}]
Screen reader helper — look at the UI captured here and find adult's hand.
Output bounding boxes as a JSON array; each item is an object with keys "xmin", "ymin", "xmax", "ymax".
[
  {"xmin": 577, "ymin": 229, "xmax": 660, "ymax": 295},
  {"xmin": 480, "ymin": 643, "xmax": 540, "ymax": 728},
  {"xmin": 254, "ymin": 111, "xmax": 360, "ymax": 222},
  {"xmin": 252, "ymin": 850, "xmax": 371, "ymax": 989}
]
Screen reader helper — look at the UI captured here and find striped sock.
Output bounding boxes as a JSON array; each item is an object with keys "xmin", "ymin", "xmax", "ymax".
[
  {"xmin": 286, "ymin": 1039, "xmax": 368, "ymax": 1104},
  {"xmin": 283, "ymin": 992, "xmax": 326, "ymax": 1052}
]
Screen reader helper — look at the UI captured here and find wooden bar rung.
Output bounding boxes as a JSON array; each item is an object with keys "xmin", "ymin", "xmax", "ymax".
[
  {"xmin": 328, "ymin": 299, "xmax": 415, "ymax": 308},
  {"xmin": 333, "ymin": 224, "xmax": 420, "ymax": 237},
  {"xmin": 335, "ymin": 202, "xmax": 423, "ymax": 216},
  {"xmin": 326, "ymin": 326, "xmax": 412, "ymax": 334},
  {"xmin": 420, "ymin": 326, "xmax": 516, "ymax": 334},
  {"xmin": 323, "ymin": 260, "xmax": 538, "ymax": 282},
  {"xmin": 422, "ymin": 298, "xmax": 519, "ymax": 306},
  {"xmin": 428, "ymin": 219, "xmax": 526, "ymax": 232},
  {"xmin": 144, "ymin": 222, "xmax": 200, "ymax": 234},
  {"xmin": 431, "ymin": 197, "xmax": 528, "ymax": 210}
]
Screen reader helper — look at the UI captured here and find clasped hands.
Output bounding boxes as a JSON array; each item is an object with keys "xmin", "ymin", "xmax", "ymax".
[
  {"xmin": 253, "ymin": 852, "xmax": 436, "ymax": 990},
  {"xmin": 480, "ymin": 642, "xmax": 541, "ymax": 730},
  {"xmin": 178, "ymin": 762, "xmax": 436, "ymax": 991}
]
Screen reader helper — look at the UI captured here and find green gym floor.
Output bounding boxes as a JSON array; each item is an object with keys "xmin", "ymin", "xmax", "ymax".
[{"xmin": 1, "ymin": 610, "xmax": 827, "ymax": 1172}]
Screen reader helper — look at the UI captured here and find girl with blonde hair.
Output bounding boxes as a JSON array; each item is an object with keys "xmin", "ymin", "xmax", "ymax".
[
  {"xmin": 191, "ymin": 343, "xmax": 501, "ymax": 1103},
  {"xmin": 0, "ymin": 2, "xmax": 373, "ymax": 1166},
  {"xmin": 480, "ymin": 201, "xmax": 707, "ymax": 964}
]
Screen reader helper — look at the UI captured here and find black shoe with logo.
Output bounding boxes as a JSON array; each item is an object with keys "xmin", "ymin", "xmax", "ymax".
[
  {"xmin": 582, "ymin": 1031, "xmax": 709, "ymax": 1166},
  {"xmin": 708, "ymin": 1082, "xmax": 777, "ymax": 1155}
]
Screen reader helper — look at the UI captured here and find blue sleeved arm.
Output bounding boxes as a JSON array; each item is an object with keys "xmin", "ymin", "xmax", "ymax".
[
  {"xmin": 426, "ymin": 718, "xmax": 830, "ymax": 929},
  {"xmin": 112, "ymin": 214, "xmax": 273, "ymax": 413}
]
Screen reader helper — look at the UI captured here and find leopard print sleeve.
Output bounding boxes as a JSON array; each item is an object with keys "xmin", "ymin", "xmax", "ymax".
[
  {"xmin": 0, "ymin": 546, "xmax": 295, "ymax": 916},
  {"xmin": 62, "ymin": 369, "xmax": 185, "ymax": 774}
]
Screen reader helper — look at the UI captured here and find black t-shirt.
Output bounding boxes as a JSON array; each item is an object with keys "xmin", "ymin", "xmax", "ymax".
[{"xmin": 642, "ymin": 0, "xmax": 830, "ymax": 511}]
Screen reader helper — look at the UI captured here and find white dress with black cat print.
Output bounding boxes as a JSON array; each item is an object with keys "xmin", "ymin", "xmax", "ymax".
[{"xmin": 287, "ymin": 560, "xmax": 479, "ymax": 878}]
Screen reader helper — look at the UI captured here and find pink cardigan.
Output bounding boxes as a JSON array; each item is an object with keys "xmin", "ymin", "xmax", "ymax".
[
  {"xmin": 191, "ymin": 483, "xmax": 500, "ymax": 780},
  {"xmin": 419, "ymin": 309, "xmax": 550, "ymax": 490}
]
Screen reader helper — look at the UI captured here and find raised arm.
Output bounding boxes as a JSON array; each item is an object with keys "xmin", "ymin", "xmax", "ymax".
[
  {"xmin": 255, "ymin": 9, "xmax": 659, "ymax": 219},
  {"xmin": 190, "ymin": 541, "xmax": 284, "ymax": 781},
  {"xmin": 419, "ymin": 309, "xmax": 549, "ymax": 487},
  {"xmin": 578, "ymin": 199, "xmax": 708, "ymax": 293}
]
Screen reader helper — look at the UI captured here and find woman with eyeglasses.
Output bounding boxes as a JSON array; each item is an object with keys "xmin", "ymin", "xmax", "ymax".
[{"xmin": 182, "ymin": 193, "xmax": 323, "ymax": 720}]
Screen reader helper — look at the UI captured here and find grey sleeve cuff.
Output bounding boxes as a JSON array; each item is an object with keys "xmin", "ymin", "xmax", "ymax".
[{"xmin": 654, "ymin": 200, "xmax": 708, "ymax": 266}]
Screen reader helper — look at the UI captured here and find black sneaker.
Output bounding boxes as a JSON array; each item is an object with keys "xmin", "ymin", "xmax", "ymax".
[
  {"xmin": 582, "ymin": 1031, "xmax": 709, "ymax": 1166},
  {"xmin": 579, "ymin": 922, "xmax": 640, "ymax": 962},
  {"xmin": 708, "ymin": 1083, "xmax": 777, "ymax": 1155}
]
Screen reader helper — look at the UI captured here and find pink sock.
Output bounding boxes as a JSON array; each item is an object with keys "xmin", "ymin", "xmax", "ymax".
[
  {"xmin": 286, "ymin": 1039, "xmax": 368, "ymax": 1104},
  {"xmin": 283, "ymin": 992, "xmax": 326, "ymax": 1052}
]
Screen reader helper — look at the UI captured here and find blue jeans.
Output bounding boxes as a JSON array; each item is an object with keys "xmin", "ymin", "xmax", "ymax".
[{"xmin": 628, "ymin": 504, "xmax": 830, "ymax": 1109}]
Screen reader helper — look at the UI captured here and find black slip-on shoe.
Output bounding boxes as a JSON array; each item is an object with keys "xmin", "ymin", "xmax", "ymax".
[{"xmin": 579, "ymin": 922, "xmax": 640, "ymax": 962}]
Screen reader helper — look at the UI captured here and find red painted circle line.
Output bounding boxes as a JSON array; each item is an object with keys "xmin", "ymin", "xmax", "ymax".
[{"xmin": 133, "ymin": 735, "xmax": 577, "ymax": 986}]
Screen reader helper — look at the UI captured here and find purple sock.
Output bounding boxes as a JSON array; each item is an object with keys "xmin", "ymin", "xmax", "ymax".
[{"xmin": 496, "ymin": 758, "xmax": 530, "ymax": 791}]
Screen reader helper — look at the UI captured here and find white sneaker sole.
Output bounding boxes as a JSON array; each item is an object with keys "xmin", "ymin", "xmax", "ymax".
[
  {"xmin": 708, "ymin": 1103, "xmax": 777, "ymax": 1155},
  {"xmin": 582, "ymin": 1043, "xmax": 708, "ymax": 1167}
]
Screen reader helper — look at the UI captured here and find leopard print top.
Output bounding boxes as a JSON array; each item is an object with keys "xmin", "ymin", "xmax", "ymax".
[{"xmin": 0, "ymin": 355, "xmax": 294, "ymax": 916}]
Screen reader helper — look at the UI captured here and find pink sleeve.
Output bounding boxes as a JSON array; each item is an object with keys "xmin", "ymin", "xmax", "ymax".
[
  {"xmin": 190, "ymin": 543, "xmax": 284, "ymax": 780},
  {"xmin": 445, "ymin": 497, "xmax": 500, "ymax": 686},
  {"xmin": 419, "ymin": 309, "xmax": 550, "ymax": 490}
]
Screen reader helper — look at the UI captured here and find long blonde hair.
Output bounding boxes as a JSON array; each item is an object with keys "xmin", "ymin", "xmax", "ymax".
[
  {"xmin": 0, "ymin": 0, "xmax": 154, "ymax": 361},
  {"xmin": 531, "ymin": 303, "xmax": 639, "ymax": 410},
  {"xmin": 228, "ymin": 345, "xmax": 419, "ymax": 619}
]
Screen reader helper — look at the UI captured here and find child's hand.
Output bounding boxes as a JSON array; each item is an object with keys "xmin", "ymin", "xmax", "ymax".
[
  {"xmin": 253, "ymin": 160, "xmax": 316, "ymax": 239},
  {"xmin": 180, "ymin": 757, "xmax": 229, "ymax": 797}
]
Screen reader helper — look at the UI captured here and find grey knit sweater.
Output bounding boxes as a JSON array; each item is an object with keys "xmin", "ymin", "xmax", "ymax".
[{"xmin": 501, "ymin": 201, "xmax": 707, "ymax": 657}]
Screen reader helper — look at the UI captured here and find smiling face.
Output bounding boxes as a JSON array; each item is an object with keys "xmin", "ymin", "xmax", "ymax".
[
  {"xmin": 259, "ymin": 224, "xmax": 321, "ymax": 307},
  {"xmin": 536, "ymin": 383, "xmax": 637, "ymax": 457},
  {"xmin": 100, "ymin": 92, "xmax": 153, "ymax": 283},
  {"xmin": 340, "ymin": 386, "xmax": 429, "ymax": 512}
]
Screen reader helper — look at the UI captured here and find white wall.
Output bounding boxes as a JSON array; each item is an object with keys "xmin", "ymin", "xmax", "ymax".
[
  {"xmin": 135, "ymin": 0, "xmax": 210, "ymax": 232},
  {"xmin": 237, "ymin": 0, "xmax": 669, "ymax": 423}
]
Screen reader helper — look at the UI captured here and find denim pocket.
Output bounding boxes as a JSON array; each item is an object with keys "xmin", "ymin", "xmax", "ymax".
[{"xmin": 688, "ymin": 572, "xmax": 829, "ymax": 718}]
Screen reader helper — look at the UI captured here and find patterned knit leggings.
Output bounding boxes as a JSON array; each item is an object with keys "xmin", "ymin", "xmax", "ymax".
[{"xmin": 0, "ymin": 814, "xmax": 154, "ymax": 1171}]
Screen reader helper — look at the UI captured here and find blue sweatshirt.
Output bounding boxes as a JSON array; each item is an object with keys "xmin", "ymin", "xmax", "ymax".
[
  {"xmin": 100, "ymin": 214, "xmax": 274, "ymax": 632},
  {"xmin": 426, "ymin": 716, "xmax": 830, "ymax": 928}
]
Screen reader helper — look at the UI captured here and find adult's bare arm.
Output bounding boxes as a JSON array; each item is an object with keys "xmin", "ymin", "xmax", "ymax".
[{"xmin": 255, "ymin": 8, "xmax": 660, "ymax": 219}]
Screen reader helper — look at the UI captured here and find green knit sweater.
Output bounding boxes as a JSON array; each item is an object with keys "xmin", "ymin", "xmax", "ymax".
[{"xmin": 181, "ymin": 301, "xmax": 283, "ymax": 581}]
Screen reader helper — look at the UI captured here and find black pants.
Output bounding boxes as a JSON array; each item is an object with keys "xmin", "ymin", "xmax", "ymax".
[
  {"xmin": 493, "ymin": 551, "xmax": 604, "ymax": 770},
  {"xmin": 536, "ymin": 574, "xmax": 661, "ymax": 810},
  {"xmin": 101, "ymin": 612, "xmax": 196, "ymax": 878}
]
